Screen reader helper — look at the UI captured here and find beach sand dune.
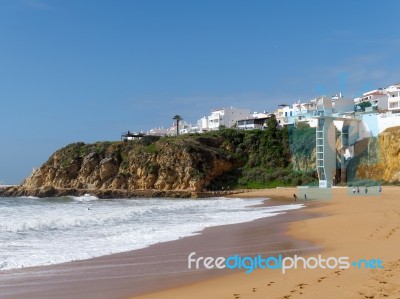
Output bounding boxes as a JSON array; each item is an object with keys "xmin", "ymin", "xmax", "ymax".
[{"xmin": 134, "ymin": 186, "xmax": 400, "ymax": 299}]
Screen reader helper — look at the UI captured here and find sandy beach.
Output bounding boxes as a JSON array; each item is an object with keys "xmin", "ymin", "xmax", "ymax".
[
  {"xmin": 1, "ymin": 186, "xmax": 399, "ymax": 299},
  {"xmin": 134, "ymin": 186, "xmax": 400, "ymax": 299}
]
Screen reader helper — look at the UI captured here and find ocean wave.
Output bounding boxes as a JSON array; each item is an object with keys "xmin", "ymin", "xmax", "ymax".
[
  {"xmin": 264, "ymin": 204, "xmax": 304, "ymax": 213},
  {"xmin": 19, "ymin": 196, "xmax": 40, "ymax": 199},
  {"xmin": 69, "ymin": 194, "xmax": 99, "ymax": 202},
  {"xmin": 0, "ymin": 198, "xmax": 304, "ymax": 270}
]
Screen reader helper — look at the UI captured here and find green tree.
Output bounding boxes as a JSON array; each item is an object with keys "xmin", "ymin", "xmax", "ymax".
[
  {"xmin": 173, "ymin": 115, "xmax": 183, "ymax": 136},
  {"xmin": 356, "ymin": 102, "xmax": 372, "ymax": 111}
]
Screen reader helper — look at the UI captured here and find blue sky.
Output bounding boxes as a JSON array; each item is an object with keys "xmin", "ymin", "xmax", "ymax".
[{"xmin": 1, "ymin": 0, "xmax": 399, "ymax": 184}]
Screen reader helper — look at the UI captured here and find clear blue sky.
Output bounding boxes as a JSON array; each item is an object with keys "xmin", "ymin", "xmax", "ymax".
[{"xmin": 1, "ymin": 0, "xmax": 399, "ymax": 184}]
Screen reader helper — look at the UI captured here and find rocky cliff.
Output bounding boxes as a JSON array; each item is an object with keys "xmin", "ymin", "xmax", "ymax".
[
  {"xmin": 22, "ymin": 137, "xmax": 237, "ymax": 192},
  {"xmin": 0, "ymin": 124, "xmax": 320, "ymax": 198},
  {"xmin": 355, "ymin": 126, "xmax": 400, "ymax": 183}
]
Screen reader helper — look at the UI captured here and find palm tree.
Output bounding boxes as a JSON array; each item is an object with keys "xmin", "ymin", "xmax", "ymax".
[{"xmin": 173, "ymin": 115, "xmax": 183, "ymax": 136}]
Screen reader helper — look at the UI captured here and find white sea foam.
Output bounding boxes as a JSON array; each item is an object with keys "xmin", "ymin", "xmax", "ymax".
[
  {"xmin": 20, "ymin": 196, "xmax": 40, "ymax": 199},
  {"xmin": 0, "ymin": 197, "xmax": 303, "ymax": 270},
  {"xmin": 69, "ymin": 194, "xmax": 99, "ymax": 202}
]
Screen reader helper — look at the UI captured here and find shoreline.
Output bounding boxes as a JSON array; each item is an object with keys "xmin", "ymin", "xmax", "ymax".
[
  {"xmin": 0, "ymin": 196, "xmax": 315, "ymax": 299},
  {"xmin": 0, "ymin": 185, "xmax": 252, "ymax": 199},
  {"xmin": 134, "ymin": 186, "xmax": 400, "ymax": 299},
  {"xmin": 3, "ymin": 186, "xmax": 398, "ymax": 298}
]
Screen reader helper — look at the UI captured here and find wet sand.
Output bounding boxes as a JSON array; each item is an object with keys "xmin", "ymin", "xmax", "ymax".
[
  {"xmin": 0, "ymin": 198, "xmax": 316, "ymax": 299},
  {"xmin": 135, "ymin": 186, "xmax": 400, "ymax": 299}
]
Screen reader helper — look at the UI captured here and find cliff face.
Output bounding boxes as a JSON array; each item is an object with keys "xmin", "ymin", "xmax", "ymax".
[
  {"xmin": 288, "ymin": 125, "xmax": 316, "ymax": 172},
  {"xmin": 291, "ymin": 148, "xmax": 316, "ymax": 172},
  {"xmin": 23, "ymin": 137, "xmax": 237, "ymax": 192},
  {"xmin": 19, "ymin": 124, "xmax": 319, "ymax": 195},
  {"xmin": 355, "ymin": 126, "xmax": 400, "ymax": 182}
]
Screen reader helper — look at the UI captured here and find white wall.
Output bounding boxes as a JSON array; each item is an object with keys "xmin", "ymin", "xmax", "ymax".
[
  {"xmin": 198, "ymin": 116, "xmax": 209, "ymax": 131},
  {"xmin": 204, "ymin": 107, "xmax": 251, "ymax": 130},
  {"xmin": 378, "ymin": 112, "xmax": 400, "ymax": 132},
  {"xmin": 316, "ymin": 96, "xmax": 333, "ymax": 116},
  {"xmin": 361, "ymin": 112, "xmax": 400, "ymax": 136},
  {"xmin": 334, "ymin": 97, "xmax": 354, "ymax": 114}
]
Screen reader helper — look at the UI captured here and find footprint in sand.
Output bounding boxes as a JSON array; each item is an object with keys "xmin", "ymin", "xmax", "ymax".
[
  {"xmin": 233, "ymin": 293, "xmax": 240, "ymax": 299},
  {"xmin": 335, "ymin": 269, "xmax": 345, "ymax": 277},
  {"xmin": 297, "ymin": 283, "xmax": 308, "ymax": 289},
  {"xmin": 385, "ymin": 227, "xmax": 399, "ymax": 239},
  {"xmin": 252, "ymin": 288, "xmax": 257, "ymax": 293},
  {"xmin": 267, "ymin": 281, "xmax": 275, "ymax": 286},
  {"xmin": 317, "ymin": 276, "xmax": 327, "ymax": 282}
]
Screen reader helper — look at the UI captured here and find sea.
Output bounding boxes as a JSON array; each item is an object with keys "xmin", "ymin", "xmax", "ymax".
[{"xmin": 0, "ymin": 195, "xmax": 304, "ymax": 271}]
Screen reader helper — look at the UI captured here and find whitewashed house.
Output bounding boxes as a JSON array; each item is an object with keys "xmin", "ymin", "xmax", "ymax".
[
  {"xmin": 198, "ymin": 107, "xmax": 251, "ymax": 131},
  {"xmin": 354, "ymin": 89, "xmax": 388, "ymax": 111},
  {"xmin": 386, "ymin": 83, "xmax": 400, "ymax": 112}
]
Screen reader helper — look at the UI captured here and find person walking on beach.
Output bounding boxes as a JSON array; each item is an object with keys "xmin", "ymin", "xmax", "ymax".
[
  {"xmin": 352, "ymin": 187, "xmax": 356, "ymax": 194},
  {"xmin": 293, "ymin": 193, "xmax": 297, "ymax": 203},
  {"xmin": 365, "ymin": 186, "xmax": 368, "ymax": 194},
  {"xmin": 357, "ymin": 187, "xmax": 360, "ymax": 194},
  {"xmin": 379, "ymin": 186, "xmax": 382, "ymax": 193},
  {"xmin": 304, "ymin": 194, "xmax": 307, "ymax": 201}
]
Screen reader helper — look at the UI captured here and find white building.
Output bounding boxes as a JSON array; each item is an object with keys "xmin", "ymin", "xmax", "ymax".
[
  {"xmin": 276, "ymin": 104, "xmax": 297, "ymax": 126},
  {"xmin": 198, "ymin": 107, "xmax": 251, "ymax": 131},
  {"xmin": 164, "ymin": 120, "xmax": 198, "ymax": 136},
  {"xmin": 147, "ymin": 127, "xmax": 168, "ymax": 136},
  {"xmin": 237, "ymin": 117, "xmax": 270, "ymax": 130},
  {"xmin": 354, "ymin": 89, "xmax": 388, "ymax": 111},
  {"xmin": 386, "ymin": 83, "xmax": 400, "ymax": 112},
  {"xmin": 276, "ymin": 101, "xmax": 319, "ymax": 127},
  {"xmin": 198, "ymin": 116, "xmax": 209, "ymax": 132},
  {"xmin": 332, "ymin": 95, "xmax": 355, "ymax": 115},
  {"xmin": 251, "ymin": 111, "xmax": 271, "ymax": 119}
]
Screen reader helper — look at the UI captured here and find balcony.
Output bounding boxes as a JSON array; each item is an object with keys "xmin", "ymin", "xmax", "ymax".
[{"xmin": 389, "ymin": 101, "xmax": 400, "ymax": 109}]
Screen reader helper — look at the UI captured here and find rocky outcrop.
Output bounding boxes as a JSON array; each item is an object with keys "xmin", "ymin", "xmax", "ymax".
[
  {"xmin": 354, "ymin": 126, "xmax": 400, "ymax": 182},
  {"xmin": 22, "ymin": 138, "xmax": 238, "ymax": 193}
]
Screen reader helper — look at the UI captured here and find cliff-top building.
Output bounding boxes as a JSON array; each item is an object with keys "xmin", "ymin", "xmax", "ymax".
[
  {"xmin": 386, "ymin": 83, "xmax": 400, "ymax": 112},
  {"xmin": 198, "ymin": 107, "xmax": 251, "ymax": 132}
]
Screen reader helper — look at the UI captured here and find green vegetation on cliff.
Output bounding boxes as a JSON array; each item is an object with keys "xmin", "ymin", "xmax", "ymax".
[
  {"xmin": 202, "ymin": 118, "xmax": 317, "ymax": 189},
  {"xmin": 24, "ymin": 117, "xmax": 318, "ymax": 191}
]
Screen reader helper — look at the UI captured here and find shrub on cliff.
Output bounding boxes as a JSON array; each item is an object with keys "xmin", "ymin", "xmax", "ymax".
[{"xmin": 204, "ymin": 118, "xmax": 317, "ymax": 189}]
